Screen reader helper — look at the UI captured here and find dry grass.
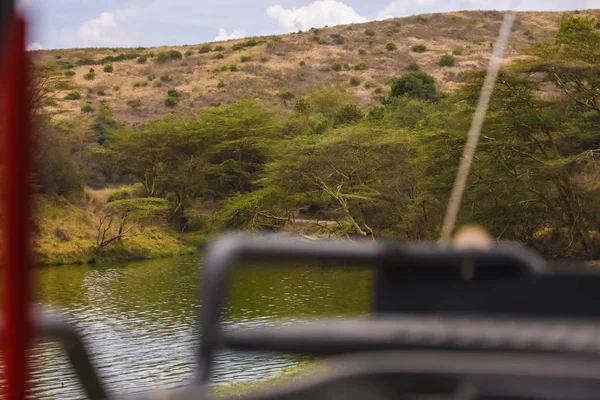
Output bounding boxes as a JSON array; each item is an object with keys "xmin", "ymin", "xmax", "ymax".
[{"xmin": 35, "ymin": 9, "xmax": 600, "ymax": 125}]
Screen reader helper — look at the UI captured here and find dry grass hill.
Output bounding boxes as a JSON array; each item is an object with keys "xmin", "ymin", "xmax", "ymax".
[{"xmin": 33, "ymin": 9, "xmax": 600, "ymax": 126}]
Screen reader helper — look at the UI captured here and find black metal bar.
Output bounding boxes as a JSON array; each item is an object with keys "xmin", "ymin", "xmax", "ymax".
[
  {"xmin": 197, "ymin": 234, "xmax": 545, "ymax": 384},
  {"xmin": 0, "ymin": 314, "xmax": 110, "ymax": 400}
]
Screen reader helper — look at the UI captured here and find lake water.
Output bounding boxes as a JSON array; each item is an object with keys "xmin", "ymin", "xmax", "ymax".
[{"xmin": 31, "ymin": 253, "xmax": 372, "ymax": 399}]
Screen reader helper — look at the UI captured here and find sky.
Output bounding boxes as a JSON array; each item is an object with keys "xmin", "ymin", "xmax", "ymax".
[{"xmin": 19, "ymin": 0, "xmax": 600, "ymax": 50}]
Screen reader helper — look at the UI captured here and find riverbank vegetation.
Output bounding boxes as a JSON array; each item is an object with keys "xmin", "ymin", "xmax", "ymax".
[{"xmin": 30, "ymin": 13, "xmax": 600, "ymax": 263}]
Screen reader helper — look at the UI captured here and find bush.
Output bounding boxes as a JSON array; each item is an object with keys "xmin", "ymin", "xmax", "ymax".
[
  {"xmin": 332, "ymin": 34, "xmax": 344, "ymax": 44},
  {"xmin": 407, "ymin": 62, "xmax": 420, "ymax": 71},
  {"xmin": 385, "ymin": 41, "xmax": 397, "ymax": 51},
  {"xmin": 137, "ymin": 55, "xmax": 147, "ymax": 64},
  {"xmin": 331, "ymin": 62, "xmax": 343, "ymax": 71},
  {"xmin": 439, "ymin": 54, "xmax": 455, "ymax": 67},
  {"xmin": 215, "ymin": 53, "xmax": 224, "ymax": 59},
  {"xmin": 167, "ymin": 88, "xmax": 181, "ymax": 97},
  {"xmin": 55, "ymin": 55, "xmax": 62, "ymax": 59},
  {"xmin": 103, "ymin": 63, "xmax": 113, "ymax": 72},
  {"xmin": 64, "ymin": 70, "xmax": 76, "ymax": 77},
  {"xmin": 349, "ymin": 77, "xmax": 361, "ymax": 86},
  {"xmin": 84, "ymin": 69, "xmax": 95, "ymax": 80},
  {"xmin": 278, "ymin": 90, "xmax": 295, "ymax": 101},
  {"xmin": 214, "ymin": 45, "xmax": 225, "ymax": 51},
  {"xmin": 299, "ymin": 60, "xmax": 306, "ymax": 67},
  {"xmin": 452, "ymin": 46, "xmax": 464, "ymax": 55},
  {"xmin": 364, "ymin": 81, "xmax": 373, "ymax": 89},
  {"xmin": 595, "ymin": 20, "xmax": 600, "ymax": 29},
  {"xmin": 354, "ymin": 61, "xmax": 367, "ymax": 70},
  {"xmin": 97, "ymin": 89, "xmax": 106, "ymax": 96},
  {"xmin": 199, "ymin": 45, "xmax": 212, "ymax": 54},
  {"xmin": 159, "ymin": 74, "xmax": 171, "ymax": 82},
  {"xmin": 229, "ymin": 64, "xmax": 238, "ymax": 72},
  {"xmin": 416, "ymin": 15, "xmax": 428, "ymax": 23},
  {"xmin": 156, "ymin": 50, "xmax": 182, "ymax": 62},
  {"xmin": 412, "ymin": 44, "xmax": 427, "ymax": 53},
  {"xmin": 76, "ymin": 57, "xmax": 97, "ymax": 66},
  {"xmin": 232, "ymin": 43, "xmax": 245, "ymax": 51},
  {"xmin": 389, "ymin": 71, "xmax": 439, "ymax": 102},
  {"xmin": 127, "ymin": 99, "xmax": 142, "ymax": 110},
  {"xmin": 245, "ymin": 39, "xmax": 258, "ymax": 47},
  {"xmin": 334, "ymin": 104, "xmax": 364, "ymax": 126},
  {"xmin": 240, "ymin": 55, "xmax": 251, "ymax": 63},
  {"xmin": 133, "ymin": 81, "xmax": 148, "ymax": 88},
  {"xmin": 165, "ymin": 96, "xmax": 178, "ymax": 107},
  {"xmin": 148, "ymin": 74, "xmax": 156, "ymax": 81},
  {"xmin": 358, "ymin": 48, "xmax": 366, "ymax": 55},
  {"xmin": 185, "ymin": 50, "xmax": 194, "ymax": 57},
  {"xmin": 113, "ymin": 86, "xmax": 120, "ymax": 92},
  {"xmin": 260, "ymin": 57, "xmax": 269, "ymax": 63},
  {"xmin": 217, "ymin": 80, "xmax": 225, "ymax": 89},
  {"xmin": 374, "ymin": 87, "xmax": 383, "ymax": 95},
  {"xmin": 81, "ymin": 102, "xmax": 94, "ymax": 113},
  {"xmin": 365, "ymin": 29, "xmax": 376, "ymax": 36},
  {"xmin": 343, "ymin": 63, "xmax": 350, "ymax": 70}
]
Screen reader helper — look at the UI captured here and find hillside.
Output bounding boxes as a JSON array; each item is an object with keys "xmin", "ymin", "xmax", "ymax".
[{"xmin": 33, "ymin": 9, "xmax": 600, "ymax": 126}]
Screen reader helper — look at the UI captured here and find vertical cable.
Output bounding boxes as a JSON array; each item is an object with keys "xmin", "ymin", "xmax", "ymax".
[
  {"xmin": 0, "ymin": 14, "xmax": 32, "ymax": 400},
  {"xmin": 439, "ymin": 11, "xmax": 516, "ymax": 243}
]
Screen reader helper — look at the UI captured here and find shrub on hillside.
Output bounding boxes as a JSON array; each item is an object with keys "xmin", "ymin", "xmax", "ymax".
[
  {"xmin": 277, "ymin": 90, "xmax": 295, "ymax": 101},
  {"xmin": 358, "ymin": 48, "xmax": 366, "ymax": 55},
  {"xmin": 299, "ymin": 60, "xmax": 306, "ymax": 67},
  {"xmin": 260, "ymin": 57, "xmax": 269, "ymax": 63},
  {"xmin": 452, "ymin": 46, "xmax": 464, "ymax": 55},
  {"xmin": 343, "ymin": 63, "xmax": 350, "ymax": 70},
  {"xmin": 217, "ymin": 80, "xmax": 225, "ymax": 89},
  {"xmin": 81, "ymin": 102, "xmax": 94, "ymax": 113},
  {"xmin": 331, "ymin": 62, "xmax": 342, "ymax": 71},
  {"xmin": 389, "ymin": 71, "xmax": 439, "ymax": 102},
  {"xmin": 412, "ymin": 44, "xmax": 427, "ymax": 53},
  {"xmin": 245, "ymin": 39, "xmax": 258, "ymax": 47},
  {"xmin": 185, "ymin": 50, "xmax": 194, "ymax": 57},
  {"xmin": 96, "ymin": 89, "xmax": 107, "ymax": 96},
  {"xmin": 354, "ymin": 61, "xmax": 367, "ymax": 70},
  {"xmin": 156, "ymin": 50, "xmax": 182, "ymax": 62},
  {"xmin": 439, "ymin": 54, "xmax": 455, "ymax": 67},
  {"xmin": 133, "ymin": 81, "xmax": 148, "ymax": 88},
  {"xmin": 113, "ymin": 86, "xmax": 120, "ymax": 92},
  {"xmin": 215, "ymin": 53, "xmax": 225, "ymax": 59},
  {"xmin": 407, "ymin": 62, "xmax": 420, "ymax": 71},
  {"xmin": 165, "ymin": 96, "xmax": 178, "ymax": 107},
  {"xmin": 385, "ymin": 41, "xmax": 397, "ymax": 51},
  {"xmin": 214, "ymin": 45, "xmax": 225, "ymax": 51},
  {"xmin": 127, "ymin": 99, "xmax": 142, "ymax": 110},
  {"xmin": 364, "ymin": 29, "xmax": 376, "ymax": 36},
  {"xmin": 103, "ymin": 63, "xmax": 113, "ymax": 72},
  {"xmin": 349, "ymin": 77, "xmax": 361, "ymax": 86},
  {"xmin": 84, "ymin": 68, "xmax": 95, "ymax": 80},
  {"xmin": 199, "ymin": 45, "xmax": 212, "ymax": 53},
  {"xmin": 240, "ymin": 55, "xmax": 251, "ymax": 63},
  {"xmin": 167, "ymin": 88, "xmax": 181, "ymax": 98},
  {"xmin": 64, "ymin": 70, "xmax": 76, "ymax": 77},
  {"xmin": 229, "ymin": 64, "xmax": 238, "ymax": 72},
  {"xmin": 232, "ymin": 43, "xmax": 245, "ymax": 51},
  {"xmin": 137, "ymin": 55, "xmax": 147, "ymax": 64},
  {"xmin": 76, "ymin": 57, "xmax": 97, "ymax": 66},
  {"xmin": 159, "ymin": 74, "xmax": 171, "ymax": 82},
  {"xmin": 331, "ymin": 34, "xmax": 344, "ymax": 44},
  {"xmin": 334, "ymin": 104, "xmax": 364, "ymax": 126}
]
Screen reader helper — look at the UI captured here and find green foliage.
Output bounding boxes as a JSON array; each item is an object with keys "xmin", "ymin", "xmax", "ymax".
[
  {"xmin": 167, "ymin": 88, "xmax": 181, "ymax": 98},
  {"xmin": 137, "ymin": 55, "xmax": 147, "ymax": 64},
  {"xmin": 84, "ymin": 69, "xmax": 96, "ymax": 80},
  {"xmin": 100, "ymin": 53, "xmax": 139, "ymax": 63},
  {"xmin": 354, "ymin": 61, "xmax": 367, "ymax": 70},
  {"xmin": 439, "ymin": 54, "xmax": 456, "ymax": 67},
  {"xmin": 184, "ymin": 50, "xmax": 194, "ymax": 57},
  {"xmin": 349, "ymin": 77, "xmax": 361, "ymax": 86},
  {"xmin": 260, "ymin": 57, "xmax": 269, "ymax": 63},
  {"xmin": 333, "ymin": 104, "xmax": 364, "ymax": 126},
  {"xmin": 215, "ymin": 53, "xmax": 225, "ymax": 59},
  {"xmin": 412, "ymin": 44, "xmax": 427, "ymax": 53},
  {"xmin": 199, "ymin": 45, "xmax": 212, "ymax": 53},
  {"xmin": 240, "ymin": 55, "xmax": 251, "ymax": 63},
  {"xmin": 364, "ymin": 81, "xmax": 373, "ymax": 89},
  {"xmin": 331, "ymin": 62, "xmax": 342, "ymax": 71},
  {"xmin": 156, "ymin": 50, "xmax": 183, "ymax": 62},
  {"xmin": 385, "ymin": 41, "xmax": 397, "ymax": 51},
  {"xmin": 214, "ymin": 45, "xmax": 225, "ymax": 51},
  {"xmin": 113, "ymin": 85, "xmax": 120, "ymax": 92},
  {"xmin": 81, "ymin": 102, "xmax": 94, "ymax": 113},
  {"xmin": 103, "ymin": 63, "xmax": 113, "ymax": 73},
  {"xmin": 299, "ymin": 60, "xmax": 306, "ymax": 67},
  {"xmin": 278, "ymin": 90, "xmax": 295, "ymax": 101},
  {"xmin": 358, "ymin": 48, "xmax": 366, "ymax": 55},
  {"xmin": 407, "ymin": 62, "xmax": 420, "ymax": 71},
  {"xmin": 64, "ymin": 70, "xmax": 76, "ymax": 77},
  {"xmin": 76, "ymin": 57, "xmax": 97, "ymax": 66},
  {"xmin": 331, "ymin": 34, "xmax": 344, "ymax": 44},
  {"xmin": 389, "ymin": 71, "xmax": 440, "ymax": 102},
  {"xmin": 133, "ymin": 81, "xmax": 148, "ymax": 88},
  {"xmin": 64, "ymin": 89, "xmax": 81, "ymax": 100},
  {"xmin": 96, "ymin": 89, "xmax": 106, "ymax": 96},
  {"xmin": 452, "ymin": 46, "xmax": 464, "ymax": 55},
  {"xmin": 217, "ymin": 80, "xmax": 225, "ymax": 89},
  {"xmin": 232, "ymin": 43, "xmax": 245, "ymax": 51},
  {"xmin": 159, "ymin": 74, "xmax": 171, "ymax": 82},
  {"xmin": 229, "ymin": 64, "xmax": 238, "ymax": 72},
  {"xmin": 165, "ymin": 96, "xmax": 178, "ymax": 107},
  {"xmin": 127, "ymin": 99, "xmax": 142, "ymax": 110},
  {"xmin": 364, "ymin": 29, "xmax": 376, "ymax": 36}
]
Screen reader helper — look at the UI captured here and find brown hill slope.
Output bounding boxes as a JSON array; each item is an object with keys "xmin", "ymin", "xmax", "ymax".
[{"xmin": 34, "ymin": 9, "xmax": 600, "ymax": 125}]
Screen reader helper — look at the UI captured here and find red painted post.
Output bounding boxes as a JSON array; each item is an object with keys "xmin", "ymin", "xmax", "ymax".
[{"xmin": 0, "ymin": 14, "xmax": 32, "ymax": 400}]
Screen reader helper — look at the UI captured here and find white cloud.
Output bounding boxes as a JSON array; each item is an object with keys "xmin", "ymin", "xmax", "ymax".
[
  {"xmin": 267, "ymin": 0, "xmax": 367, "ymax": 31},
  {"xmin": 214, "ymin": 28, "xmax": 245, "ymax": 41},
  {"xmin": 78, "ymin": 12, "xmax": 135, "ymax": 47},
  {"xmin": 378, "ymin": 0, "xmax": 440, "ymax": 19},
  {"xmin": 27, "ymin": 42, "xmax": 44, "ymax": 51}
]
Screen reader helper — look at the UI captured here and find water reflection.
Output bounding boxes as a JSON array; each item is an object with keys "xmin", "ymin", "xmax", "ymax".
[{"xmin": 32, "ymin": 254, "xmax": 371, "ymax": 398}]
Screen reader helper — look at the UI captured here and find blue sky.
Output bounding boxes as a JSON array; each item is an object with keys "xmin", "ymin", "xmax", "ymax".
[{"xmin": 20, "ymin": 0, "xmax": 600, "ymax": 50}]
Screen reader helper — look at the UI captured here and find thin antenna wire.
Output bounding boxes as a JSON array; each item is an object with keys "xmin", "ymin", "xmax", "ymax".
[{"xmin": 439, "ymin": 11, "xmax": 517, "ymax": 243}]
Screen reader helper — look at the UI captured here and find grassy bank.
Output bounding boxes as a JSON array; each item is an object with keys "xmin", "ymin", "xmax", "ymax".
[{"xmin": 34, "ymin": 194, "xmax": 196, "ymax": 265}]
